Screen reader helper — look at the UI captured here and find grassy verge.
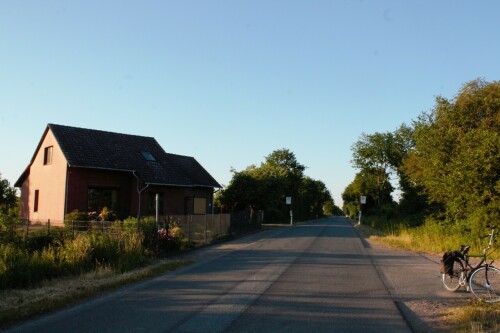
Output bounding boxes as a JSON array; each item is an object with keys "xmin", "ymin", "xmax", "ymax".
[
  {"xmin": 444, "ymin": 301, "xmax": 500, "ymax": 333},
  {"xmin": 0, "ymin": 258, "xmax": 195, "ymax": 329},
  {"xmin": 353, "ymin": 220, "xmax": 500, "ymax": 332}
]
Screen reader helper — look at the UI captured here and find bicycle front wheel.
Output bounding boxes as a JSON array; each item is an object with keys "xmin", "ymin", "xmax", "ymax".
[
  {"xmin": 469, "ymin": 266, "xmax": 500, "ymax": 303},
  {"xmin": 442, "ymin": 259, "xmax": 464, "ymax": 292}
]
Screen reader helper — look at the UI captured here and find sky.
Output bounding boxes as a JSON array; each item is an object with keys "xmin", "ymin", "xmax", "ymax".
[{"xmin": 1, "ymin": 1, "xmax": 500, "ymax": 207}]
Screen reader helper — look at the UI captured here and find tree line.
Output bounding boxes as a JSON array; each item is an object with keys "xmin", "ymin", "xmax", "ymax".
[
  {"xmin": 344, "ymin": 78, "xmax": 500, "ymax": 235},
  {"xmin": 215, "ymin": 149, "xmax": 342, "ymax": 223}
]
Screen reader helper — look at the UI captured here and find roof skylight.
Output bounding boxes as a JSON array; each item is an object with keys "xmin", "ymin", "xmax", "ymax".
[{"xmin": 141, "ymin": 151, "xmax": 156, "ymax": 162}]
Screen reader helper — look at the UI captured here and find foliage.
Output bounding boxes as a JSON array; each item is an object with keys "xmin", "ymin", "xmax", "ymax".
[
  {"xmin": 0, "ymin": 175, "xmax": 17, "ymax": 215},
  {"xmin": 349, "ymin": 124, "xmax": 423, "ymax": 210},
  {"xmin": 155, "ymin": 218, "xmax": 184, "ymax": 253},
  {"xmin": 403, "ymin": 78, "xmax": 500, "ymax": 229},
  {"xmin": 64, "ymin": 210, "xmax": 91, "ymax": 231},
  {"xmin": 124, "ymin": 216, "xmax": 182, "ymax": 254},
  {"xmin": 0, "ymin": 214, "xmax": 20, "ymax": 242},
  {"xmin": 88, "ymin": 207, "xmax": 117, "ymax": 222},
  {"xmin": 25, "ymin": 233, "xmax": 62, "ymax": 253},
  {"xmin": 217, "ymin": 149, "xmax": 340, "ymax": 223},
  {"xmin": 124, "ymin": 216, "xmax": 156, "ymax": 251},
  {"xmin": 347, "ymin": 78, "xmax": 499, "ymax": 235},
  {"xmin": 0, "ymin": 228, "xmax": 149, "ymax": 290},
  {"xmin": 323, "ymin": 199, "xmax": 343, "ymax": 216},
  {"xmin": 0, "ymin": 242, "xmax": 62, "ymax": 289},
  {"xmin": 297, "ymin": 177, "xmax": 332, "ymax": 220},
  {"xmin": 342, "ymin": 170, "xmax": 394, "ymax": 217}
]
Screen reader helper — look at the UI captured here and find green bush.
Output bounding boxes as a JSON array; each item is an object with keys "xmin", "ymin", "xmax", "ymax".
[
  {"xmin": 25, "ymin": 233, "xmax": 63, "ymax": 253},
  {"xmin": 0, "ymin": 243, "xmax": 61, "ymax": 289},
  {"xmin": 123, "ymin": 216, "xmax": 157, "ymax": 252},
  {"xmin": 117, "ymin": 232, "xmax": 145, "ymax": 272},
  {"xmin": 0, "ymin": 214, "xmax": 20, "ymax": 242},
  {"xmin": 60, "ymin": 234, "xmax": 93, "ymax": 274},
  {"xmin": 90, "ymin": 233, "xmax": 120, "ymax": 266},
  {"xmin": 0, "ymin": 244, "xmax": 30, "ymax": 289},
  {"xmin": 64, "ymin": 210, "xmax": 91, "ymax": 231},
  {"xmin": 0, "ymin": 215, "xmax": 190, "ymax": 290}
]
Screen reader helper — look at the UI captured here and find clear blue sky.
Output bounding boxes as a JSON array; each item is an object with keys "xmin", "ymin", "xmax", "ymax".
[{"xmin": 1, "ymin": 1, "xmax": 500, "ymax": 207}]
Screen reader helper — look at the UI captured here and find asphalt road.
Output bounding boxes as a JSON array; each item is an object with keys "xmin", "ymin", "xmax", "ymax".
[{"xmin": 5, "ymin": 217, "xmax": 453, "ymax": 333}]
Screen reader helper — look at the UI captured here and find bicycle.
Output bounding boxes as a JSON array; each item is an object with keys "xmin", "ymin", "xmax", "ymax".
[{"xmin": 441, "ymin": 225, "xmax": 500, "ymax": 303}]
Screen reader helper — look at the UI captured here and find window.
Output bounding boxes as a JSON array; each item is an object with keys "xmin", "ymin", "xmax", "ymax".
[
  {"xmin": 88, "ymin": 187, "xmax": 119, "ymax": 213},
  {"xmin": 148, "ymin": 192, "xmax": 164, "ymax": 215},
  {"xmin": 44, "ymin": 146, "xmax": 53, "ymax": 165},
  {"xmin": 141, "ymin": 151, "xmax": 156, "ymax": 162},
  {"xmin": 34, "ymin": 190, "xmax": 39, "ymax": 212},
  {"xmin": 194, "ymin": 197, "xmax": 206, "ymax": 215}
]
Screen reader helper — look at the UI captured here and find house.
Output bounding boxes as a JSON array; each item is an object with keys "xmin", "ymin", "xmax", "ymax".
[{"xmin": 15, "ymin": 124, "xmax": 221, "ymax": 225}]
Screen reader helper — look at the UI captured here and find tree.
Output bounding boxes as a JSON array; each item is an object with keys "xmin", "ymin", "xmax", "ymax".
[
  {"xmin": 403, "ymin": 79, "xmax": 500, "ymax": 228},
  {"xmin": 217, "ymin": 149, "xmax": 333, "ymax": 223},
  {"xmin": 342, "ymin": 170, "xmax": 393, "ymax": 218},
  {"xmin": 323, "ymin": 199, "xmax": 343, "ymax": 216},
  {"xmin": 298, "ymin": 177, "xmax": 332, "ymax": 220},
  {"xmin": 262, "ymin": 149, "xmax": 306, "ymax": 179},
  {"xmin": 351, "ymin": 131, "xmax": 398, "ymax": 206},
  {"xmin": 0, "ymin": 174, "xmax": 17, "ymax": 215}
]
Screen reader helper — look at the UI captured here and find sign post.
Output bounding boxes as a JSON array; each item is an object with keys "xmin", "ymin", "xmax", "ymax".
[
  {"xmin": 359, "ymin": 196, "xmax": 366, "ymax": 224},
  {"xmin": 286, "ymin": 197, "xmax": 292, "ymax": 226}
]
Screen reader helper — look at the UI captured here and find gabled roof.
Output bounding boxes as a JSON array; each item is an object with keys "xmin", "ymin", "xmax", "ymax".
[{"xmin": 15, "ymin": 124, "xmax": 221, "ymax": 188}]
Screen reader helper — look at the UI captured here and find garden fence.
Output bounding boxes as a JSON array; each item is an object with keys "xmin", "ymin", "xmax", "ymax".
[{"xmin": 16, "ymin": 210, "xmax": 263, "ymax": 249}]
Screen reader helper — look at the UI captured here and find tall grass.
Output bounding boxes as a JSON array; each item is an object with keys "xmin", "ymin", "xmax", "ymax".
[
  {"xmin": 444, "ymin": 301, "xmax": 500, "ymax": 333},
  {"xmin": 0, "ymin": 243, "xmax": 60, "ymax": 289},
  {"xmin": 0, "ymin": 231, "xmax": 148, "ymax": 290},
  {"xmin": 1, "ymin": 213, "xmax": 192, "ymax": 290},
  {"xmin": 363, "ymin": 213, "xmax": 498, "ymax": 257}
]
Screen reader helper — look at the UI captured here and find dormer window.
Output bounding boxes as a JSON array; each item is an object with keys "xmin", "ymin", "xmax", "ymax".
[
  {"xmin": 44, "ymin": 146, "xmax": 53, "ymax": 165},
  {"xmin": 141, "ymin": 151, "xmax": 156, "ymax": 162}
]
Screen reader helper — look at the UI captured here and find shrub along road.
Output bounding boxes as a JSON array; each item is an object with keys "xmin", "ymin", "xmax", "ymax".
[{"xmin": 5, "ymin": 217, "xmax": 462, "ymax": 333}]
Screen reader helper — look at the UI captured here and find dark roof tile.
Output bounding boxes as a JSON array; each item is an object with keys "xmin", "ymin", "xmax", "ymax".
[{"xmin": 46, "ymin": 124, "xmax": 220, "ymax": 188}]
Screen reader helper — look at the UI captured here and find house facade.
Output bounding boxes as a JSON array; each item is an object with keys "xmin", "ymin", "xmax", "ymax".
[{"xmin": 15, "ymin": 124, "xmax": 221, "ymax": 225}]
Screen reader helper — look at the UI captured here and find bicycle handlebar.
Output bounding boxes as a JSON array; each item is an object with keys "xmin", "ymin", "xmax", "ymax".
[
  {"xmin": 488, "ymin": 228, "xmax": 495, "ymax": 246},
  {"xmin": 481, "ymin": 227, "xmax": 496, "ymax": 254}
]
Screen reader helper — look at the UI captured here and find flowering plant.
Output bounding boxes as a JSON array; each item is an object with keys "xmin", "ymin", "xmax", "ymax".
[
  {"xmin": 88, "ymin": 207, "xmax": 116, "ymax": 222},
  {"xmin": 157, "ymin": 228, "xmax": 176, "ymax": 240},
  {"xmin": 157, "ymin": 225, "xmax": 180, "ymax": 252}
]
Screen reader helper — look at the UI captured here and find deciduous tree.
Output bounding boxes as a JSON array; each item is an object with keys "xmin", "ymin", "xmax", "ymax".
[
  {"xmin": 0, "ymin": 174, "xmax": 17, "ymax": 215},
  {"xmin": 403, "ymin": 79, "xmax": 500, "ymax": 228}
]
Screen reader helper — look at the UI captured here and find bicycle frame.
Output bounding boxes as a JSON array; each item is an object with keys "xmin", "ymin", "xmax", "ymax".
[{"xmin": 458, "ymin": 227, "xmax": 496, "ymax": 287}]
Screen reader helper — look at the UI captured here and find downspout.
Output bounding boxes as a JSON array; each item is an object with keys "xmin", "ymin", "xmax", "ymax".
[{"xmin": 132, "ymin": 171, "xmax": 149, "ymax": 232}]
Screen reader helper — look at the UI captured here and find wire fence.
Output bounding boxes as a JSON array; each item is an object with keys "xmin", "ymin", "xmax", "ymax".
[{"xmin": 14, "ymin": 210, "xmax": 263, "ymax": 249}]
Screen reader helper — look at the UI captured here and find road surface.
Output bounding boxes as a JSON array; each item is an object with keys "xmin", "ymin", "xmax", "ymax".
[{"xmin": 5, "ymin": 217, "xmax": 455, "ymax": 333}]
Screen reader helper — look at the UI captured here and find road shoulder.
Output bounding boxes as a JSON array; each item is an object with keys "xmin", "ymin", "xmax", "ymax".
[{"xmin": 352, "ymin": 221, "xmax": 467, "ymax": 332}]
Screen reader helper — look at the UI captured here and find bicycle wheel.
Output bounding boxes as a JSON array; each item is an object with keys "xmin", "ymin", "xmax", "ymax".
[
  {"xmin": 469, "ymin": 266, "xmax": 500, "ymax": 303},
  {"xmin": 442, "ymin": 259, "xmax": 464, "ymax": 292}
]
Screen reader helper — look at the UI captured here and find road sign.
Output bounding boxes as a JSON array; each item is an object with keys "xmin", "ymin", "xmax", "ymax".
[
  {"xmin": 360, "ymin": 196, "xmax": 366, "ymax": 204},
  {"xmin": 286, "ymin": 197, "xmax": 292, "ymax": 205}
]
